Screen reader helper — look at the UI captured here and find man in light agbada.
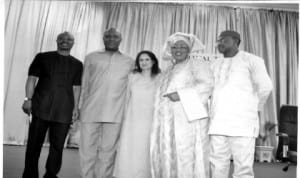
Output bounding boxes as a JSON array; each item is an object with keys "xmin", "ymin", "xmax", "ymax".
[
  {"xmin": 79, "ymin": 28, "xmax": 134, "ymax": 178},
  {"xmin": 209, "ymin": 30, "xmax": 273, "ymax": 178}
]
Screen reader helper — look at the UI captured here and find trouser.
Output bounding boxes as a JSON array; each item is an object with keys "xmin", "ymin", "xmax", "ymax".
[
  {"xmin": 22, "ymin": 116, "xmax": 70, "ymax": 178},
  {"xmin": 210, "ymin": 135, "xmax": 256, "ymax": 178},
  {"xmin": 79, "ymin": 122, "xmax": 121, "ymax": 178}
]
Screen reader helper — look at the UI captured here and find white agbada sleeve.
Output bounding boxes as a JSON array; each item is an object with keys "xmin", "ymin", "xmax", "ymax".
[
  {"xmin": 177, "ymin": 59, "xmax": 214, "ymax": 121},
  {"xmin": 249, "ymin": 56, "xmax": 273, "ymax": 111}
]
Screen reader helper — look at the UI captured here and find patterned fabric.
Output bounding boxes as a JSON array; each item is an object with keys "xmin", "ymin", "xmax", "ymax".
[{"xmin": 150, "ymin": 58, "xmax": 213, "ymax": 178}]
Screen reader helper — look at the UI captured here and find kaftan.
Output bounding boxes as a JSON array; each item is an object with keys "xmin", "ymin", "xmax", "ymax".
[
  {"xmin": 209, "ymin": 50, "xmax": 273, "ymax": 137},
  {"xmin": 79, "ymin": 50, "xmax": 133, "ymax": 178},
  {"xmin": 114, "ymin": 73, "xmax": 159, "ymax": 178},
  {"xmin": 208, "ymin": 50, "xmax": 273, "ymax": 178},
  {"xmin": 80, "ymin": 50, "xmax": 134, "ymax": 123},
  {"xmin": 150, "ymin": 58, "xmax": 213, "ymax": 178}
]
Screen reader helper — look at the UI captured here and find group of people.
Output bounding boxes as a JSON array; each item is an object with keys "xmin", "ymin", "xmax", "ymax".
[{"xmin": 21, "ymin": 28, "xmax": 273, "ymax": 178}]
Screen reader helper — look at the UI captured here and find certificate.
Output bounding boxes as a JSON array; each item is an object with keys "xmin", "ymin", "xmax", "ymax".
[{"xmin": 177, "ymin": 88, "xmax": 208, "ymax": 121}]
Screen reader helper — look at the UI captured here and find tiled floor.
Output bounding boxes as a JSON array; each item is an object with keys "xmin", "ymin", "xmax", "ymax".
[{"xmin": 3, "ymin": 145, "xmax": 297, "ymax": 178}]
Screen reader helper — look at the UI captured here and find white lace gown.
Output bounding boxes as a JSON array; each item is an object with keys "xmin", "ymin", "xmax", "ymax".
[
  {"xmin": 113, "ymin": 73, "xmax": 159, "ymax": 178},
  {"xmin": 150, "ymin": 58, "xmax": 213, "ymax": 178}
]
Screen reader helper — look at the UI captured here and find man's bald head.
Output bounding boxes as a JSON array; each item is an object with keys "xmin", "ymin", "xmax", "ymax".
[
  {"xmin": 56, "ymin": 31, "xmax": 74, "ymax": 52},
  {"xmin": 103, "ymin": 28, "xmax": 122, "ymax": 51},
  {"xmin": 103, "ymin": 28, "xmax": 122, "ymax": 38},
  {"xmin": 57, "ymin": 31, "xmax": 74, "ymax": 41}
]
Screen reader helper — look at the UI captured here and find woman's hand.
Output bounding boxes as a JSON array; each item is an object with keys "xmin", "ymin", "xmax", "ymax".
[{"xmin": 163, "ymin": 92, "xmax": 180, "ymax": 102}]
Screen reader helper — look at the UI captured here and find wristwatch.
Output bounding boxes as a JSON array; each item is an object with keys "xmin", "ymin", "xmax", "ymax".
[{"xmin": 24, "ymin": 97, "xmax": 32, "ymax": 101}]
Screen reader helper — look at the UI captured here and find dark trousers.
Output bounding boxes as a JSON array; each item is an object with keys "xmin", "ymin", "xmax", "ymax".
[{"xmin": 22, "ymin": 116, "xmax": 70, "ymax": 178}]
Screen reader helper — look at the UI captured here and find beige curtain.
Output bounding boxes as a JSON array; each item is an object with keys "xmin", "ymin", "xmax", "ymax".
[{"xmin": 5, "ymin": 1, "xmax": 298, "ymax": 153}]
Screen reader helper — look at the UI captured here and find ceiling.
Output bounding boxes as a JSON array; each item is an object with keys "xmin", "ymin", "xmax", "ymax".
[
  {"xmin": 208, "ymin": 2, "xmax": 299, "ymax": 12},
  {"xmin": 67, "ymin": 0, "xmax": 299, "ymax": 12}
]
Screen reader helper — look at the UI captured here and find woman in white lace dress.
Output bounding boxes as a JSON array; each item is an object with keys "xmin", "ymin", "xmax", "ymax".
[
  {"xmin": 150, "ymin": 32, "xmax": 213, "ymax": 178},
  {"xmin": 114, "ymin": 51, "xmax": 161, "ymax": 178}
]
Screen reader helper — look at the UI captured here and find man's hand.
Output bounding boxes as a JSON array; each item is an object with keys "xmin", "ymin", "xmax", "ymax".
[
  {"xmin": 258, "ymin": 131, "xmax": 267, "ymax": 141},
  {"xmin": 72, "ymin": 108, "xmax": 80, "ymax": 122},
  {"xmin": 22, "ymin": 100, "xmax": 32, "ymax": 115},
  {"xmin": 258, "ymin": 111, "xmax": 268, "ymax": 141},
  {"xmin": 163, "ymin": 92, "xmax": 180, "ymax": 102}
]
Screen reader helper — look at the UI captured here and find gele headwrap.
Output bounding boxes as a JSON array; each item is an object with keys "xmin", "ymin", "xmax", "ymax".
[{"xmin": 162, "ymin": 32, "xmax": 205, "ymax": 60}]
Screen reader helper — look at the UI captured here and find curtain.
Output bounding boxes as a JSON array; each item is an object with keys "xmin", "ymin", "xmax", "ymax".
[
  {"xmin": 4, "ymin": 0, "xmax": 105, "ymax": 144},
  {"xmin": 4, "ymin": 1, "xmax": 298, "ymax": 154},
  {"xmin": 101, "ymin": 2, "xmax": 299, "ymax": 152}
]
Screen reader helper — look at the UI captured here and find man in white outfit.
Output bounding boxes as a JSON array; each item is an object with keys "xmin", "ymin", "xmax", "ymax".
[
  {"xmin": 79, "ymin": 28, "xmax": 134, "ymax": 178},
  {"xmin": 209, "ymin": 30, "xmax": 273, "ymax": 178}
]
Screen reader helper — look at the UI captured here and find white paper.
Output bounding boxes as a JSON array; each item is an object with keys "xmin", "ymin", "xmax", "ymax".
[{"xmin": 177, "ymin": 88, "xmax": 208, "ymax": 121}]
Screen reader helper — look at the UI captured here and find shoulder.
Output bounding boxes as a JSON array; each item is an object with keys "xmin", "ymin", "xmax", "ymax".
[
  {"xmin": 240, "ymin": 51, "xmax": 265, "ymax": 67},
  {"xmin": 158, "ymin": 66, "xmax": 172, "ymax": 79},
  {"xmin": 85, "ymin": 51, "xmax": 102, "ymax": 59},
  {"xmin": 41, "ymin": 51, "xmax": 56, "ymax": 55},
  {"xmin": 128, "ymin": 72, "xmax": 141, "ymax": 84},
  {"xmin": 119, "ymin": 53, "xmax": 135, "ymax": 69},
  {"xmin": 69, "ymin": 56, "xmax": 83, "ymax": 66},
  {"xmin": 153, "ymin": 73, "xmax": 162, "ymax": 82},
  {"xmin": 240, "ymin": 51, "xmax": 263, "ymax": 61},
  {"xmin": 33, "ymin": 51, "xmax": 56, "ymax": 63},
  {"xmin": 84, "ymin": 51, "xmax": 103, "ymax": 64},
  {"xmin": 209, "ymin": 57, "xmax": 222, "ymax": 70},
  {"xmin": 36, "ymin": 51, "xmax": 56, "ymax": 58},
  {"xmin": 122, "ymin": 53, "xmax": 133, "ymax": 60},
  {"xmin": 118, "ymin": 51, "xmax": 134, "ymax": 61},
  {"xmin": 129, "ymin": 72, "xmax": 140, "ymax": 80}
]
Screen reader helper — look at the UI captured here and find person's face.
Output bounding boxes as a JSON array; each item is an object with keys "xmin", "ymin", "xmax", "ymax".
[
  {"xmin": 103, "ymin": 31, "xmax": 122, "ymax": 51},
  {"xmin": 170, "ymin": 40, "xmax": 190, "ymax": 63},
  {"xmin": 56, "ymin": 33, "xmax": 74, "ymax": 51},
  {"xmin": 139, "ymin": 53, "xmax": 154, "ymax": 71},
  {"xmin": 217, "ymin": 36, "xmax": 237, "ymax": 54}
]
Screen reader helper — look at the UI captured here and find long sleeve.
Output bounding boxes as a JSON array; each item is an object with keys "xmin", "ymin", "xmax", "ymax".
[
  {"xmin": 79, "ymin": 56, "xmax": 90, "ymax": 108},
  {"xmin": 250, "ymin": 57, "xmax": 273, "ymax": 111}
]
